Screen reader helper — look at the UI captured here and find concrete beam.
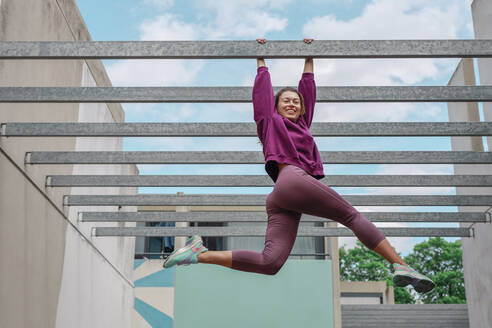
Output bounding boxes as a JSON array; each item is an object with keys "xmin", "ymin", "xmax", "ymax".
[
  {"xmin": 2, "ymin": 86, "xmax": 492, "ymax": 103},
  {"xmin": 3, "ymin": 122, "xmax": 492, "ymax": 137},
  {"xmin": 79, "ymin": 211, "xmax": 488, "ymax": 223},
  {"xmin": 93, "ymin": 226, "xmax": 472, "ymax": 237},
  {"xmin": 2, "ymin": 40, "xmax": 492, "ymax": 59},
  {"xmin": 48, "ymin": 174, "xmax": 492, "ymax": 187},
  {"xmin": 65, "ymin": 194, "xmax": 492, "ymax": 206},
  {"xmin": 26, "ymin": 150, "xmax": 492, "ymax": 164}
]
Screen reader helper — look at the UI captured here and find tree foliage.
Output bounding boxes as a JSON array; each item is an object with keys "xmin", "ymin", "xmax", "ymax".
[
  {"xmin": 339, "ymin": 241, "xmax": 414, "ymax": 304},
  {"xmin": 339, "ymin": 237, "xmax": 466, "ymax": 304},
  {"xmin": 404, "ymin": 237, "xmax": 465, "ymax": 304}
]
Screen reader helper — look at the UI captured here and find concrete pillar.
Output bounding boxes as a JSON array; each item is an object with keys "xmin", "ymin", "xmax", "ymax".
[
  {"xmin": 447, "ymin": 57, "xmax": 492, "ymax": 328},
  {"xmin": 468, "ymin": 2, "xmax": 492, "ymax": 326},
  {"xmin": 325, "ymin": 223, "xmax": 341, "ymax": 328},
  {"xmin": 175, "ymin": 192, "xmax": 190, "ymax": 249},
  {"xmin": 472, "ymin": 0, "xmax": 492, "ymax": 104}
]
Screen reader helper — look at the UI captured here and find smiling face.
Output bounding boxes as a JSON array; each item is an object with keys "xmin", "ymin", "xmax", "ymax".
[{"xmin": 275, "ymin": 89, "xmax": 305, "ymax": 123}]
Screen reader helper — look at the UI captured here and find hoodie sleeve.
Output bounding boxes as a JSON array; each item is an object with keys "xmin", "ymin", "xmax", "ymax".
[
  {"xmin": 297, "ymin": 72, "xmax": 316, "ymax": 128},
  {"xmin": 252, "ymin": 66, "xmax": 275, "ymax": 123}
]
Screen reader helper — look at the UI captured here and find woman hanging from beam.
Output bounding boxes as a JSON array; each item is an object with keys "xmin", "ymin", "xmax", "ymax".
[{"xmin": 163, "ymin": 38, "xmax": 435, "ymax": 294}]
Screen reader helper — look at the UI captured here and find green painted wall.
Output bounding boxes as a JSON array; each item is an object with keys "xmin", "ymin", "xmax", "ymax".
[{"xmin": 175, "ymin": 259, "xmax": 333, "ymax": 328}]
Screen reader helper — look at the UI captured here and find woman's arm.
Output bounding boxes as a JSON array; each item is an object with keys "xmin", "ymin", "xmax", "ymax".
[
  {"xmin": 256, "ymin": 39, "xmax": 266, "ymax": 68},
  {"xmin": 303, "ymin": 58, "xmax": 313, "ymax": 73},
  {"xmin": 303, "ymin": 38, "xmax": 314, "ymax": 73},
  {"xmin": 253, "ymin": 39, "xmax": 274, "ymax": 127},
  {"xmin": 257, "ymin": 58, "xmax": 266, "ymax": 68},
  {"xmin": 298, "ymin": 38, "xmax": 316, "ymax": 127}
]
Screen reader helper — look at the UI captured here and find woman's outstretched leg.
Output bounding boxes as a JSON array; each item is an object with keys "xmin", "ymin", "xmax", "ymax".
[
  {"xmin": 271, "ymin": 165, "xmax": 434, "ymax": 292},
  {"xmin": 372, "ymin": 238, "xmax": 406, "ymax": 265},
  {"xmin": 225, "ymin": 196, "xmax": 301, "ymax": 275},
  {"xmin": 271, "ymin": 166, "xmax": 388, "ymax": 254},
  {"xmin": 268, "ymin": 165, "xmax": 405, "ymax": 265},
  {"xmin": 164, "ymin": 193, "xmax": 301, "ymax": 276},
  {"xmin": 198, "ymin": 250, "xmax": 232, "ymax": 268}
]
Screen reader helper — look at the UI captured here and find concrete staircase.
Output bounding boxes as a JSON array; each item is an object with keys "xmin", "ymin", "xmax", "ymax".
[{"xmin": 342, "ymin": 304, "xmax": 469, "ymax": 328}]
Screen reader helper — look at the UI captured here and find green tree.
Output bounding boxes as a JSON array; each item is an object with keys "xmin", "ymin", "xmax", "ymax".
[
  {"xmin": 339, "ymin": 241, "xmax": 415, "ymax": 304},
  {"xmin": 339, "ymin": 238, "xmax": 466, "ymax": 304},
  {"xmin": 404, "ymin": 237, "xmax": 466, "ymax": 304}
]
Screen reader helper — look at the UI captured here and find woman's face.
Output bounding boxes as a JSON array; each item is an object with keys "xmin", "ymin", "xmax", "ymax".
[{"xmin": 277, "ymin": 91, "xmax": 302, "ymax": 122}]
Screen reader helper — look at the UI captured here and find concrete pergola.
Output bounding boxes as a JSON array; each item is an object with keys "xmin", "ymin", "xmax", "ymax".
[{"xmin": 1, "ymin": 1, "xmax": 491, "ymax": 326}]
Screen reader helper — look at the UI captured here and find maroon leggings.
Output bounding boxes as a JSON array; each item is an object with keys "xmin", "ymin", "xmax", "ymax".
[{"xmin": 231, "ymin": 164, "xmax": 386, "ymax": 275}]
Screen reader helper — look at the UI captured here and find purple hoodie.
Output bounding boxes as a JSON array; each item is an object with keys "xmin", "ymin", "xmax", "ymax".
[{"xmin": 253, "ymin": 66, "xmax": 325, "ymax": 182}]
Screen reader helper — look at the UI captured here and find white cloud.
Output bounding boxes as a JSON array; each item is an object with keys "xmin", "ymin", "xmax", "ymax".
[
  {"xmin": 362, "ymin": 186, "xmax": 455, "ymax": 195},
  {"xmin": 377, "ymin": 164, "xmax": 453, "ymax": 175},
  {"xmin": 106, "ymin": 0, "xmax": 288, "ymax": 87},
  {"xmin": 303, "ymin": 0, "xmax": 464, "ymax": 40},
  {"xmin": 196, "ymin": 0, "xmax": 290, "ymax": 38},
  {"xmin": 126, "ymin": 135, "xmax": 261, "ymax": 151},
  {"xmin": 138, "ymin": 0, "xmax": 291, "ymax": 40},
  {"xmin": 267, "ymin": 55, "xmax": 458, "ymax": 88},
  {"xmin": 300, "ymin": 0, "xmax": 466, "ymax": 81},
  {"xmin": 140, "ymin": 14, "xmax": 196, "ymax": 41},
  {"xmin": 202, "ymin": 0, "xmax": 293, "ymax": 8},
  {"xmin": 292, "ymin": 0, "xmax": 468, "ymax": 124},
  {"xmin": 106, "ymin": 14, "xmax": 204, "ymax": 86},
  {"xmin": 107, "ymin": 59, "xmax": 204, "ymax": 86},
  {"xmin": 313, "ymin": 102, "xmax": 444, "ymax": 122},
  {"xmin": 123, "ymin": 103, "xmax": 197, "ymax": 122},
  {"xmin": 141, "ymin": 0, "xmax": 174, "ymax": 8}
]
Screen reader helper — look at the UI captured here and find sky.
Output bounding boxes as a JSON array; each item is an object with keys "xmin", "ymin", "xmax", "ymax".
[{"xmin": 74, "ymin": 0, "xmax": 479, "ymax": 254}]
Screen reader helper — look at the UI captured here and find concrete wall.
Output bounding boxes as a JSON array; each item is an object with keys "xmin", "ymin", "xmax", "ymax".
[
  {"xmin": 0, "ymin": 0, "xmax": 137, "ymax": 327},
  {"xmin": 175, "ymin": 260, "xmax": 334, "ymax": 328},
  {"xmin": 132, "ymin": 260, "xmax": 175, "ymax": 327},
  {"xmin": 452, "ymin": 2, "xmax": 492, "ymax": 327},
  {"xmin": 340, "ymin": 281, "xmax": 394, "ymax": 305},
  {"xmin": 448, "ymin": 2, "xmax": 492, "ymax": 324},
  {"xmin": 131, "ymin": 259, "xmax": 333, "ymax": 328},
  {"xmin": 468, "ymin": 2, "xmax": 492, "ymax": 326},
  {"xmin": 447, "ymin": 56, "xmax": 492, "ymax": 327},
  {"xmin": 137, "ymin": 205, "xmax": 341, "ymax": 327}
]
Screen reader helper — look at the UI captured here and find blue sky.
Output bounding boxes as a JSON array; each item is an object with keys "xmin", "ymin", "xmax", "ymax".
[{"xmin": 75, "ymin": 0, "xmax": 479, "ymax": 253}]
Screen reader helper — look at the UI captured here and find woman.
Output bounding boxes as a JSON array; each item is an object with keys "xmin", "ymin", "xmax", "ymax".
[{"xmin": 163, "ymin": 38, "xmax": 435, "ymax": 293}]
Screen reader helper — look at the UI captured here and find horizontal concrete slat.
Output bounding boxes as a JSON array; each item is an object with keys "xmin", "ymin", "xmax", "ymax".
[
  {"xmin": 2, "ymin": 40, "xmax": 492, "ymax": 59},
  {"xmin": 93, "ymin": 227, "xmax": 471, "ymax": 237},
  {"xmin": 27, "ymin": 151, "xmax": 492, "ymax": 164},
  {"xmin": 2, "ymin": 86, "xmax": 492, "ymax": 103},
  {"xmin": 4, "ymin": 122, "xmax": 492, "ymax": 136},
  {"xmin": 342, "ymin": 304, "xmax": 469, "ymax": 312},
  {"xmin": 137, "ymin": 252, "xmax": 333, "ymax": 257},
  {"xmin": 79, "ymin": 211, "xmax": 488, "ymax": 223},
  {"xmin": 341, "ymin": 304, "xmax": 468, "ymax": 328},
  {"xmin": 49, "ymin": 174, "xmax": 492, "ymax": 187},
  {"xmin": 65, "ymin": 194, "xmax": 492, "ymax": 206}
]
